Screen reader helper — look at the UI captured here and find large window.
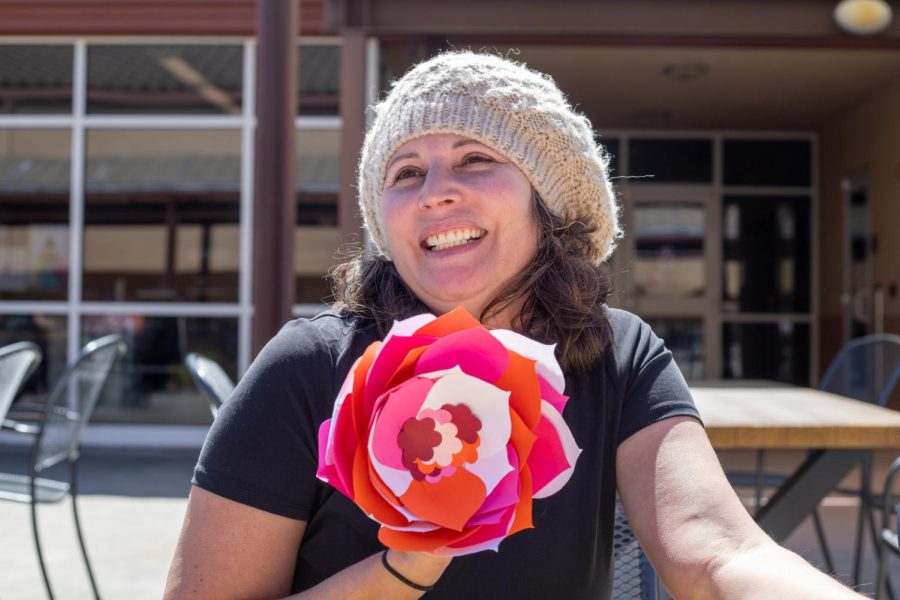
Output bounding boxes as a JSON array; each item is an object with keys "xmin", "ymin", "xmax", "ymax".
[
  {"xmin": 615, "ymin": 134, "xmax": 816, "ymax": 385},
  {"xmin": 0, "ymin": 40, "xmax": 342, "ymax": 428}
]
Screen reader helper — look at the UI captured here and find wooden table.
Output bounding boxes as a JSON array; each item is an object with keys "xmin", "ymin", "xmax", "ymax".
[{"xmin": 690, "ymin": 382, "xmax": 900, "ymax": 543}]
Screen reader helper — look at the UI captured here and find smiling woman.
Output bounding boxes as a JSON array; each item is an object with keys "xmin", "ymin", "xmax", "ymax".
[{"xmin": 166, "ymin": 51, "xmax": 867, "ymax": 600}]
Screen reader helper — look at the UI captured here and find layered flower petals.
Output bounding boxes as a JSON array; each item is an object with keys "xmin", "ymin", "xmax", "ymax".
[{"xmin": 316, "ymin": 307, "xmax": 580, "ymax": 556}]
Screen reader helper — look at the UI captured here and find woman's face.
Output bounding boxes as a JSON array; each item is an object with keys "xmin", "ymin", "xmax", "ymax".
[{"xmin": 381, "ymin": 133, "xmax": 539, "ymax": 322}]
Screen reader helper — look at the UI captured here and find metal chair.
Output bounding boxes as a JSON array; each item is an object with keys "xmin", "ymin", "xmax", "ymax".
[
  {"xmin": 737, "ymin": 334, "xmax": 900, "ymax": 586},
  {"xmin": 876, "ymin": 455, "xmax": 900, "ymax": 599},
  {"xmin": 612, "ymin": 496, "xmax": 660, "ymax": 600},
  {"xmin": 0, "ymin": 334, "xmax": 126, "ymax": 600},
  {"xmin": 0, "ymin": 341, "xmax": 43, "ymax": 424},
  {"xmin": 184, "ymin": 352, "xmax": 235, "ymax": 418}
]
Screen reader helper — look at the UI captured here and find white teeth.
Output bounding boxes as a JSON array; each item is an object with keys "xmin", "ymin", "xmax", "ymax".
[{"xmin": 425, "ymin": 228, "xmax": 484, "ymax": 251}]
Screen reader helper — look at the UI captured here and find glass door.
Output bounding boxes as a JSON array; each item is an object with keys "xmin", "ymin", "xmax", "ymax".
[{"xmin": 616, "ymin": 185, "xmax": 719, "ymax": 381}]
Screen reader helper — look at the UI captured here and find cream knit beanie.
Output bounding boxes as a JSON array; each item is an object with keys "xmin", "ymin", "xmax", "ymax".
[{"xmin": 357, "ymin": 50, "xmax": 621, "ymax": 265}]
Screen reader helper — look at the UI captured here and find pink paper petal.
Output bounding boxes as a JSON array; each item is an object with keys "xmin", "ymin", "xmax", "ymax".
[
  {"xmin": 539, "ymin": 376, "xmax": 569, "ymax": 414},
  {"xmin": 415, "ymin": 327, "xmax": 509, "ymax": 383},
  {"xmin": 365, "ymin": 335, "xmax": 434, "ymax": 408},
  {"xmin": 444, "ymin": 507, "xmax": 516, "ymax": 555},
  {"xmin": 531, "ymin": 400, "xmax": 581, "ymax": 499},
  {"xmin": 475, "ymin": 448, "xmax": 520, "ymax": 513},
  {"xmin": 316, "ymin": 419, "xmax": 352, "ymax": 498},
  {"xmin": 464, "ymin": 505, "xmax": 514, "ymax": 527},
  {"xmin": 323, "ymin": 392, "xmax": 358, "ymax": 498},
  {"xmin": 367, "ymin": 420, "xmax": 414, "ymax": 497},
  {"xmin": 369, "ymin": 378, "xmax": 434, "ymax": 471},
  {"xmin": 490, "ymin": 329, "xmax": 565, "ymax": 393},
  {"xmin": 417, "ymin": 367, "xmax": 511, "ymax": 457}
]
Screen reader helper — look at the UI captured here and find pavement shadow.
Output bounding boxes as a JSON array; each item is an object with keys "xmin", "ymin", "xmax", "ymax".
[{"xmin": 0, "ymin": 446, "xmax": 199, "ymax": 499}]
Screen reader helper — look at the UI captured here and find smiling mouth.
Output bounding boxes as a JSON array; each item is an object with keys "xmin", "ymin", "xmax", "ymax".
[{"xmin": 423, "ymin": 228, "xmax": 486, "ymax": 252}]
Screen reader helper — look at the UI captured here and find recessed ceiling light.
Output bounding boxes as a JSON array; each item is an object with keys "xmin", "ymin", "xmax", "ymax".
[
  {"xmin": 661, "ymin": 62, "xmax": 710, "ymax": 82},
  {"xmin": 834, "ymin": 0, "xmax": 893, "ymax": 35}
]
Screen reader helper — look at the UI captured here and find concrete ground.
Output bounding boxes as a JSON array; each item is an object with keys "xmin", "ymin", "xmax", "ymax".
[
  {"xmin": 0, "ymin": 448, "xmax": 195, "ymax": 600},
  {"xmin": 0, "ymin": 447, "xmax": 898, "ymax": 599}
]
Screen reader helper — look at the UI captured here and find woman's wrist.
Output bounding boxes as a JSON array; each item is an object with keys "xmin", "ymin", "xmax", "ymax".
[{"xmin": 383, "ymin": 549, "xmax": 452, "ymax": 589}]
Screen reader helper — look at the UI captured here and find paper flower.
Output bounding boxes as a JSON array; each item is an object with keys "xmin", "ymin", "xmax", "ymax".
[{"xmin": 316, "ymin": 307, "xmax": 580, "ymax": 556}]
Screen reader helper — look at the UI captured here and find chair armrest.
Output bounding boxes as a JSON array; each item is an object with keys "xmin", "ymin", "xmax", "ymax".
[{"xmin": 1, "ymin": 418, "xmax": 39, "ymax": 435}]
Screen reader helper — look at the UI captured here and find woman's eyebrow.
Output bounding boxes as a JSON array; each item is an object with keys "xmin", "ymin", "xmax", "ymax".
[
  {"xmin": 386, "ymin": 152, "xmax": 418, "ymax": 171},
  {"xmin": 386, "ymin": 140, "xmax": 485, "ymax": 171}
]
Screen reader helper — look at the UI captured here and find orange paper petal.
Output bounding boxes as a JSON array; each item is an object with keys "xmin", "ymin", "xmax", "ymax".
[
  {"xmin": 507, "ymin": 464, "xmax": 534, "ymax": 536},
  {"xmin": 399, "ymin": 468, "xmax": 487, "ymax": 532},
  {"xmin": 414, "ymin": 306, "xmax": 481, "ymax": 338},
  {"xmin": 494, "ymin": 350, "xmax": 542, "ymax": 430},
  {"xmin": 378, "ymin": 522, "xmax": 476, "ymax": 552},
  {"xmin": 352, "ymin": 341, "xmax": 381, "ymax": 435},
  {"xmin": 509, "ymin": 409, "xmax": 537, "ymax": 466},
  {"xmin": 352, "ymin": 446, "xmax": 410, "ymax": 527}
]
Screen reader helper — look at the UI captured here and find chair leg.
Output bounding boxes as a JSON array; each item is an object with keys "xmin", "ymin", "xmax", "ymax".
[
  {"xmin": 30, "ymin": 482, "xmax": 55, "ymax": 600},
  {"xmin": 811, "ymin": 509, "xmax": 836, "ymax": 575},
  {"xmin": 70, "ymin": 459, "xmax": 101, "ymax": 600},
  {"xmin": 850, "ymin": 456, "xmax": 872, "ymax": 586},
  {"xmin": 875, "ymin": 548, "xmax": 887, "ymax": 600},
  {"xmin": 866, "ymin": 508, "xmax": 897, "ymax": 600},
  {"xmin": 754, "ymin": 449, "xmax": 766, "ymax": 516}
]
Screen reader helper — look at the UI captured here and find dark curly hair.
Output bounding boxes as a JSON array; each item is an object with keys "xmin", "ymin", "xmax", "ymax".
[{"xmin": 329, "ymin": 191, "xmax": 613, "ymax": 373}]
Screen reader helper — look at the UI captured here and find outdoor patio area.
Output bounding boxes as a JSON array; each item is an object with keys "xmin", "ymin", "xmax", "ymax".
[{"xmin": 0, "ymin": 446, "xmax": 897, "ymax": 599}]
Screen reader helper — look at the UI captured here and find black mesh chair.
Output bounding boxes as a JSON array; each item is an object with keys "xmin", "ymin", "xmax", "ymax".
[
  {"xmin": 612, "ymin": 496, "xmax": 659, "ymax": 599},
  {"xmin": 0, "ymin": 334, "xmax": 126, "ymax": 600},
  {"xmin": 730, "ymin": 334, "xmax": 900, "ymax": 585},
  {"xmin": 876, "ymin": 455, "xmax": 900, "ymax": 599},
  {"xmin": 0, "ymin": 341, "xmax": 42, "ymax": 424},
  {"xmin": 184, "ymin": 353, "xmax": 235, "ymax": 418}
]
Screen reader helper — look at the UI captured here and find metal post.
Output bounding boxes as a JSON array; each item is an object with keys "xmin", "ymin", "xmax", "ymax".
[
  {"xmin": 252, "ymin": 0, "xmax": 298, "ymax": 356},
  {"xmin": 338, "ymin": 31, "xmax": 367, "ymax": 247}
]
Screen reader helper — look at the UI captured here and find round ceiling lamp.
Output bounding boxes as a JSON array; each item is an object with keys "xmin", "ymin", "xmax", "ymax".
[{"xmin": 834, "ymin": 0, "xmax": 893, "ymax": 35}]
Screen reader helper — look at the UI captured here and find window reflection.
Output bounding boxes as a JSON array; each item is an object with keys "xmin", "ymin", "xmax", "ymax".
[
  {"xmin": 723, "ymin": 321, "xmax": 810, "ymax": 385},
  {"xmin": 83, "ymin": 315, "xmax": 237, "ymax": 425},
  {"xmin": 0, "ymin": 314, "xmax": 67, "ymax": 404},
  {"xmin": 83, "ymin": 129, "xmax": 241, "ymax": 302},
  {"xmin": 722, "ymin": 196, "xmax": 810, "ymax": 313},
  {"xmin": 295, "ymin": 128, "xmax": 339, "ymax": 304},
  {"xmin": 634, "ymin": 203, "xmax": 705, "ymax": 298},
  {"xmin": 87, "ymin": 45, "xmax": 243, "ymax": 114},
  {"xmin": 646, "ymin": 318, "xmax": 705, "ymax": 380},
  {"xmin": 0, "ymin": 45, "xmax": 73, "ymax": 114},
  {"xmin": 0, "ymin": 129, "xmax": 71, "ymax": 300},
  {"xmin": 297, "ymin": 45, "xmax": 340, "ymax": 116}
]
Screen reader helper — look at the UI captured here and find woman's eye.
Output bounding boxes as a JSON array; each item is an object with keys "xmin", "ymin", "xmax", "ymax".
[
  {"xmin": 392, "ymin": 167, "xmax": 422, "ymax": 183},
  {"xmin": 463, "ymin": 154, "xmax": 492, "ymax": 165}
]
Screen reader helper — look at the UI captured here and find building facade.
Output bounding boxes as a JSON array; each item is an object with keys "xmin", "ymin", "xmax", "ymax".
[{"xmin": 1, "ymin": 0, "xmax": 898, "ymax": 445}]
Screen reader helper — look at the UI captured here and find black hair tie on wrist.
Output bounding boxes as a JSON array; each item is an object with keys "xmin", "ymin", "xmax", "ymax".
[{"xmin": 381, "ymin": 549, "xmax": 436, "ymax": 592}]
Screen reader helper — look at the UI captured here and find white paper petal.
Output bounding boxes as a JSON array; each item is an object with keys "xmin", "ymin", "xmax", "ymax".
[
  {"xmin": 490, "ymin": 329, "xmax": 565, "ymax": 393},
  {"xmin": 383, "ymin": 313, "xmax": 437, "ymax": 344},
  {"xmin": 418, "ymin": 367, "xmax": 511, "ymax": 457},
  {"xmin": 465, "ymin": 447, "xmax": 515, "ymax": 497},
  {"xmin": 532, "ymin": 400, "xmax": 582, "ymax": 499}
]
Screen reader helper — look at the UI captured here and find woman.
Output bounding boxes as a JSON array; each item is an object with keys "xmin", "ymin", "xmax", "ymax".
[{"xmin": 165, "ymin": 51, "xmax": 863, "ymax": 599}]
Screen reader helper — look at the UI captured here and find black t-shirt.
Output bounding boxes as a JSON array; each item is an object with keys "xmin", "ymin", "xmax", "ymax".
[{"xmin": 193, "ymin": 307, "xmax": 700, "ymax": 599}]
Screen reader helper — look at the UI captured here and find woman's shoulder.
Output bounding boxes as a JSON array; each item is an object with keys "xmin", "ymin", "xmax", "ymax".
[
  {"xmin": 258, "ymin": 309, "xmax": 378, "ymax": 372},
  {"xmin": 599, "ymin": 305, "xmax": 662, "ymax": 372}
]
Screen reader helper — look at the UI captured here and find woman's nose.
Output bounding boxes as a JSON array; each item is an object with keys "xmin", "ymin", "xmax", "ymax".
[{"xmin": 418, "ymin": 165, "xmax": 462, "ymax": 209}]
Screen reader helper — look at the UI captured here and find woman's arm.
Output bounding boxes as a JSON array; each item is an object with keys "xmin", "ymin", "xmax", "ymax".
[
  {"xmin": 164, "ymin": 486, "xmax": 450, "ymax": 600},
  {"xmin": 616, "ymin": 416, "xmax": 865, "ymax": 599}
]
